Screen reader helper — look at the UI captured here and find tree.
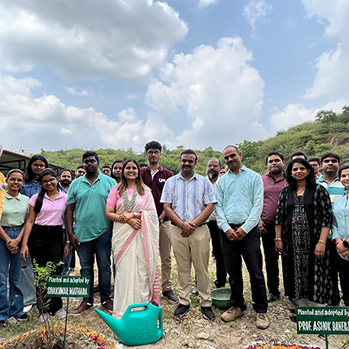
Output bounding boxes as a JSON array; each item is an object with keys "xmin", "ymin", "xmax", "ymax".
[{"xmin": 315, "ymin": 110, "xmax": 337, "ymax": 125}]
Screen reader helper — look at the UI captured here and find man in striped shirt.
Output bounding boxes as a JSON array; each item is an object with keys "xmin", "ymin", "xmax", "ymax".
[
  {"xmin": 161, "ymin": 149, "xmax": 216, "ymax": 320},
  {"xmin": 317, "ymin": 152, "xmax": 345, "ymax": 306}
]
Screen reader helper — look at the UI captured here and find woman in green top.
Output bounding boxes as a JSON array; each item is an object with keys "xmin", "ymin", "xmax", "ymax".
[{"xmin": 0, "ymin": 169, "xmax": 29, "ymax": 327}]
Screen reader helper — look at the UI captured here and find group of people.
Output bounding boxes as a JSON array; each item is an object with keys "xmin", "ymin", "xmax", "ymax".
[{"xmin": 0, "ymin": 142, "xmax": 348, "ymax": 331}]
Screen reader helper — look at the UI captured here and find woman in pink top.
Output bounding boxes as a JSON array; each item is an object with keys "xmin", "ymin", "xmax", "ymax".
[
  {"xmin": 20, "ymin": 169, "xmax": 69, "ymax": 322},
  {"xmin": 106, "ymin": 159, "xmax": 160, "ymax": 319}
]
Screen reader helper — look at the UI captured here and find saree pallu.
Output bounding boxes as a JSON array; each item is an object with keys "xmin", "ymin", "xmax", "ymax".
[{"xmin": 112, "ymin": 189, "xmax": 160, "ymax": 318}]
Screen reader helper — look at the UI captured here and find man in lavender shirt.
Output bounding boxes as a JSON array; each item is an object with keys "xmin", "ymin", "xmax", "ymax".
[{"xmin": 258, "ymin": 151, "xmax": 287, "ymax": 302}]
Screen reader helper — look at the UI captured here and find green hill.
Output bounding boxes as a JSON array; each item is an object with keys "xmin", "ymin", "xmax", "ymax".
[{"xmin": 40, "ymin": 107, "xmax": 349, "ymax": 176}]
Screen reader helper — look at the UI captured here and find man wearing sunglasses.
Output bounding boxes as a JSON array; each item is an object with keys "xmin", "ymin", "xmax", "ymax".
[
  {"xmin": 215, "ymin": 145, "xmax": 269, "ymax": 329},
  {"xmin": 75, "ymin": 165, "xmax": 86, "ymax": 179}
]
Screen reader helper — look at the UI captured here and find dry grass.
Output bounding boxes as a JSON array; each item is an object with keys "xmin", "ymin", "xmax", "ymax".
[{"xmin": 0, "ymin": 246, "xmax": 348, "ymax": 349}]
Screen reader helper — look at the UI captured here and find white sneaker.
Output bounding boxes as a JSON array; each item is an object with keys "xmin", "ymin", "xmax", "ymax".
[
  {"xmin": 23, "ymin": 305, "xmax": 33, "ymax": 313},
  {"xmin": 54, "ymin": 309, "xmax": 66, "ymax": 319}
]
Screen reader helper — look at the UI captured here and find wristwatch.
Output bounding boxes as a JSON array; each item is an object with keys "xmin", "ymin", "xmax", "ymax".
[
  {"xmin": 159, "ymin": 218, "xmax": 164, "ymax": 224},
  {"xmin": 133, "ymin": 212, "xmax": 138, "ymax": 218},
  {"xmin": 343, "ymin": 240, "xmax": 349, "ymax": 248}
]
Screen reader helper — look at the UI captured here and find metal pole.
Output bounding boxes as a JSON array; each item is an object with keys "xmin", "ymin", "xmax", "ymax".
[
  {"xmin": 325, "ymin": 334, "xmax": 328, "ymax": 349},
  {"xmin": 63, "ymin": 297, "xmax": 69, "ymax": 349}
]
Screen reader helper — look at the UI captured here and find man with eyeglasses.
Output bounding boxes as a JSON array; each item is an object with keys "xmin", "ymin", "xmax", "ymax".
[
  {"xmin": 0, "ymin": 144, "xmax": 5, "ymax": 220},
  {"xmin": 75, "ymin": 165, "xmax": 86, "ymax": 179},
  {"xmin": 317, "ymin": 152, "xmax": 345, "ymax": 306},
  {"xmin": 66, "ymin": 151, "xmax": 116, "ymax": 315},
  {"xmin": 206, "ymin": 158, "xmax": 227, "ymax": 289},
  {"xmin": 58, "ymin": 169, "xmax": 73, "ymax": 275},
  {"xmin": 215, "ymin": 145, "xmax": 269, "ymax": 329},
  {"xmin": 141, "ymin": 141, "xmax": 178, "ymax": 303},
  {"xmin": 101, "ymin": 166, "xmax": 111, "ymax": 177},
  {"xmin": 161, "ymin": 149, "xmax": 216, "ymax": 320}
]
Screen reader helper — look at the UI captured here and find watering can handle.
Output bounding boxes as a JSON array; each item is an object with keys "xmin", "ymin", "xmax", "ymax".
[{"xmin": 124, "ymin": 302, "xmax": 152, "ymax": 314}]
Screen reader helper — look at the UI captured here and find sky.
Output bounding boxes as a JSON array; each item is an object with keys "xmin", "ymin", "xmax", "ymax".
[{"xmin": 0, "ymin": 0, "xmax": 348, "ymax": 153}]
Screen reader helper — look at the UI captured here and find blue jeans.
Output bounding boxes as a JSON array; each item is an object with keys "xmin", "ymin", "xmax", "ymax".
[
  {"xmin": 0, "ymin": 226, "xmax": 24, "ymax": 321},
  {"xmin": 62, "ymin": 230, "xmax": 72, "ymax": 275},
  {"xmin": 77, "ymin": 231, "xmax": 112, "ymax": 303}
]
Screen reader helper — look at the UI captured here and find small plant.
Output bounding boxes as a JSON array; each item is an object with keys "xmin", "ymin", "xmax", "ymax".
[
  {"xmin": 342, "ymin": 339, "xmax": 349, "ymax": 348},
  {"xmin": 33, "ymin": 260, "xmax": 63, "ymax": 342}
]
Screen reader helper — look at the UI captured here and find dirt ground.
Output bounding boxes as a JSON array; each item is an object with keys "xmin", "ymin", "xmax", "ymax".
[{"xmin": 1, "ymin": 254, "xmax": 348, "ymax": 349}]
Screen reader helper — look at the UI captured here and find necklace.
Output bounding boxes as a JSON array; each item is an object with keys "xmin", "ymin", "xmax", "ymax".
[
  {"xmin": 123, "ymin": 185, "xmax": 138, "ymax": 212},
  {"xmin": 296, "ymin": 186, "xmax": 306, "ymax": 196}
]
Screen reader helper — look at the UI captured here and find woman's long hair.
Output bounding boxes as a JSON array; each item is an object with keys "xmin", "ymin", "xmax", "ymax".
[
  {"xmin": 34, "ymin": 168, "xmax": 60, "ymax": 214},
  {"xmin": 111, "ymin": 159, "xmax": 124, "ymax": 181},
  {"xmin": 25, "ymin": 155, "xmax": 49, "ymax": 182},
  {"xmin": 285, "ymin": 158, "xmax": 316, "ymax": 190},
  {"xmin": 118, "ymin": 159, "xmax": 145, "ymax": 196}
]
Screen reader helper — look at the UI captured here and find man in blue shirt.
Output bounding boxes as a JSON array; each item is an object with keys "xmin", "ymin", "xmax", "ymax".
[
  {"xmin": 317, "ymin": 152, "xmax": 345, "ymax": 306},
  {"xmin": 215, "ymin": 145, "xmax": 269, "ymax": 329},
  {"xmin": 161, "ymin": 149, "xmax": 216, "ymax": 320}
]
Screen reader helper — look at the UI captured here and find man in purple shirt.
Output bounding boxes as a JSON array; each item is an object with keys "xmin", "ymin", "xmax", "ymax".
[
  {"xmin": 141, "ymin": 141, "xmax": 178, "ymax": 303},
  {"xmin": 258, "ymin": 151, "xmax": 287, "ymax": 302}
]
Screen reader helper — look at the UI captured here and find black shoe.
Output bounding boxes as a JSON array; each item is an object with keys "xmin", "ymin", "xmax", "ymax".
[
  {"xmin": 0, "ymin": 320, "xmax": 6, "ymax": 327},
  {"xmin": 192, "ymin": 283, "xmax": 198, "ymax": 296},
  {"xmin": 162, "ymin": 289, "xmax": 179, "ymax": 303},
  {"xmin": 200, "ymin": 306, "xmax": 215, "ymax": 321},
  {"xmin": 17, "ymin": 313, "xmax": 29, "ymax": 321},
  {"xmin": 174, "ymin": 304, "xmax": 190, "ymax": 317},
  {"xmin": 267, "ymin": 292, "xmax": 280, "ymax": 302}
]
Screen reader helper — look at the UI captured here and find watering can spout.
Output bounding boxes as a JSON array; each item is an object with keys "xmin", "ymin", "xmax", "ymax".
[
  {"xmin": 95, "ymin": 308, "xmax": 122, "ymax": 333},
  {"xmin": 95, "ymin": 302, "xmax": 163, "ymax": 346}
]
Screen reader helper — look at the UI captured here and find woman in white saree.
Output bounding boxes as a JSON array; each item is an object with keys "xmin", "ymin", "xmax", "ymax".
[{"xmin": 106, "ymin": 159, "xmax": 160, "ymax": 318}]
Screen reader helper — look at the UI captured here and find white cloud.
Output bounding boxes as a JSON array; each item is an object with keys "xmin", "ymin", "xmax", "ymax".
[
  {"xmin": 65, "ymin": 87, "xmax": 93, "ymax": 96},
  {"xmin": 146, "ymin": 37, "xmax": 267, "ymax": 150},
  {"xmin": 270, "ymin": 103, "xmax": 316, "ymax": 131},
  {"xmin": 198, "ymin": 0, "xmax": 219, "ymax": 7},
  {"xmin": 270, "ymin": 98, "xmax": 348, "ymax": 131},
  {"xmin": 243, "ymin": 0, "xmax": 272, "ymax": 29},
  {"xmin": 302, "ymin": 0, "xmax": 349, "ymax": 100},
  {"xmin": 0, "ymin": 75, "xmax": 172, "ymax": 152},
  {"xmin": 0, "ymin": 0, "xmax": 188, "ymax": 82}
]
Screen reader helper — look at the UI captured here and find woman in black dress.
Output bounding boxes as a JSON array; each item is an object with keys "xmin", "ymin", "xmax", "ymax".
[{"xmin": 275, "ymin": 158, "xmax": 332, "ymax": 309}]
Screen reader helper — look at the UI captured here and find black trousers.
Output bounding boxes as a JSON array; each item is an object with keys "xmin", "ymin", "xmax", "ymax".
[
  {"xmin": 221, "ymin": 226, "xmax": 268, "ymax": 313},
  {"xmin": 261, "ymin": 221, "xmax": 280, "ymax": 296},
  {"xmin": 329, "ymin": 241, "xmax": 340, "ymax": 305},
  {"xmin": 208, "ymin": 221, "xmax": 227, "ymax": 287},
  {"xmin": 28, "ymin": 224, "xmax": 64, "ymax": 315}
]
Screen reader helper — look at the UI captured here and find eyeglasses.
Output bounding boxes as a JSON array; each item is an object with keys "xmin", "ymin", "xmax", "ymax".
[
  {"xmin": 8, "ymin": 178, "xmax": 23, "ymax": 183},
  {"xmin": 42, "ymin": 178, "xmax": 56, "ymax": 185},
  {"xmin": 147, "ymin": 150, "xmax": 160, "ymax": 155}
]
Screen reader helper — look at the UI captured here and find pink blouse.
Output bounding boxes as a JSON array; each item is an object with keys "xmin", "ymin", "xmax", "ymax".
[
  {"xmin": 29, "ymin": 191, "xmax": 68, "ymax": 226},
  {"xmin": 106, "ymin": 186, "xmax": 135, "ymax": 208}
]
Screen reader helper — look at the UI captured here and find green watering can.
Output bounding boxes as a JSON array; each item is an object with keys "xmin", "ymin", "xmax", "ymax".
[{"xmin": 95, "ymin": 302, "xmax": 163, "ymax": 346}]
